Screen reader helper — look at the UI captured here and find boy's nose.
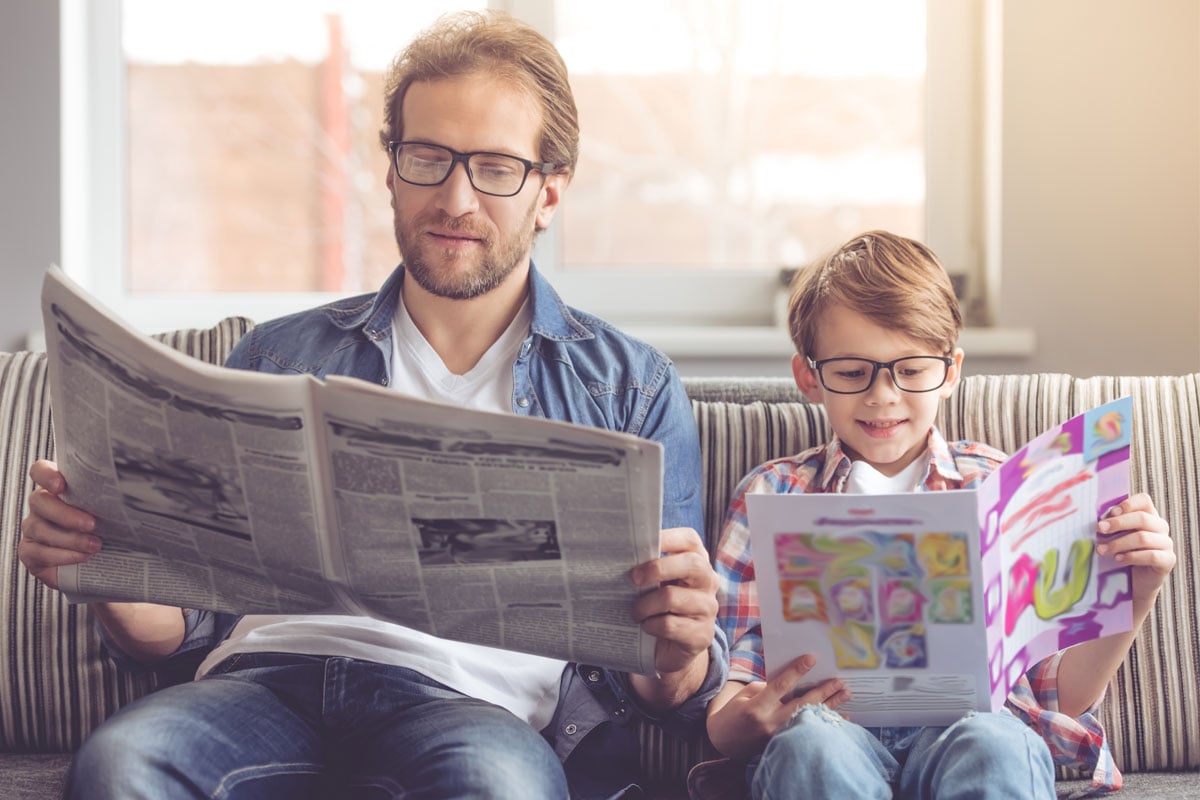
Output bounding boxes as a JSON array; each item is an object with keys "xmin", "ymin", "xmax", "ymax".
[{"xmin": 865, "ymin": 367, "xmax": 901, "ymax": 402}]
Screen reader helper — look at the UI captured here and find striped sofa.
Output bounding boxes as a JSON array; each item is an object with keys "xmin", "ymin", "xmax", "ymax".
[{"xmin": 1, "ymin": 316, "xmax": 1197, "ymax": 798}]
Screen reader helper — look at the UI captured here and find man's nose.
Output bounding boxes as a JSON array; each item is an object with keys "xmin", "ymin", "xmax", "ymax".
[{"xmin": 434, "ymin": 161, "xmax": 480, "ymax": 217}]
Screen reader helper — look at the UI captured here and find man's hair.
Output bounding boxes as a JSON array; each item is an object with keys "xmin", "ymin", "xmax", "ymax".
[
  {"xmin": 786, "ymin": 230, "xmax": 963, "ymax": 358},
  {"xmin": 379, "ymin": 10, "xmax": 580, "ymax": 178}
]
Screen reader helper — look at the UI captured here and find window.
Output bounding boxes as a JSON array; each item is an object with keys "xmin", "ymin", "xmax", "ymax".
[{"xmin": 62, "ymin": 0, "xmax": 986, "ymax": 337}]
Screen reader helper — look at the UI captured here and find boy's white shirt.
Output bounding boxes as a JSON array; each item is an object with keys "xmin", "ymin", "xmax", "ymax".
[
  {"xmin": 196, "ymin": 295, "xmax": 566, "ymax": 732},
  {"xmin": 844, "ymin": 452, "xmax": 927, "ymax": 495}
]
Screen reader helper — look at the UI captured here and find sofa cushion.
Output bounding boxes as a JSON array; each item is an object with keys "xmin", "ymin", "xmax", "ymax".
[{"xmin": 0, "ymin": 316, "xmax": 253, "ymax": 752}]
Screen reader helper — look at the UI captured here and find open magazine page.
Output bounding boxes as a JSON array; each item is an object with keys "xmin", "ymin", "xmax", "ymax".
[
  {"xmin": 43, "ymin": 265, "xmax": 346, "ymax": 615},
  {"xmin": 748, "ymin": 490, "xmax": 991, "ymax": 726},
  {"xmin": 315, "ymin": 375, "xmax": 663, "ymax": 675},
  {"xmin": 979, "ymin": 396, "xmax": 1135, "ymax": 709}
]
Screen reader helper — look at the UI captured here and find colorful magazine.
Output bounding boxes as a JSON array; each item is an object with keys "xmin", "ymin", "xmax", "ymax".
[{"xmin": 747, "ymin": 397, "xmax": 1135, "ymax": 725}]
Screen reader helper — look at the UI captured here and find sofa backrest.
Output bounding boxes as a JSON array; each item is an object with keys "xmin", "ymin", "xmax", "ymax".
[
  {"xmin": 684, "ymin": 372, "xmax": 1200, "ymax": 774},
  {"xmin": 0, "ymin": 317, "xmax": 253, "ymax": 752}
]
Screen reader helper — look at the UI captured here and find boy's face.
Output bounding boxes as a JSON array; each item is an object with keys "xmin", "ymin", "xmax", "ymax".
[{"xmin": 792, "ymin": 304, "xmax": 963, "ymax": 477}]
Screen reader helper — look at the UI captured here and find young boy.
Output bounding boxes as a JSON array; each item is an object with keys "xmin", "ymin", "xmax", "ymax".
[{"xmin": 704, "ymin": 231, "xmax": 1175, "ymax": 799}]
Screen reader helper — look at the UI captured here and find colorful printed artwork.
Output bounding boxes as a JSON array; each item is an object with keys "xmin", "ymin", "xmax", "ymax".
[{"xmin": 773, "ymin": 530, "xmax": 971, "ymax": 670}]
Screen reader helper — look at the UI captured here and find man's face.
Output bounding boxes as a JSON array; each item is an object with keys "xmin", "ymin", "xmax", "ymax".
[
  {"xmin": 793, "ymin": 304, "xmax": 963, "ymax": 477},
  {"xmin": 387, "ymin": 74, "xmax": 565, "ymax": 301}
]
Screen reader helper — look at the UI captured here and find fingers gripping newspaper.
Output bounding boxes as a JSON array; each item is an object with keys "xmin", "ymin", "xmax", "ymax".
[{"xmin": 41, "ymin": 265, "xmax": 662, "ymax": 674}]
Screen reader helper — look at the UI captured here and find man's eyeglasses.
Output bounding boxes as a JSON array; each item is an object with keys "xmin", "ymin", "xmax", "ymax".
[
  {"xmin": 386, "ymin": 141, "xmax": 558, "ymax": 198},
  {"xmin": 807, "ymin": 356, "xmax": 954, "ymax": 395}
]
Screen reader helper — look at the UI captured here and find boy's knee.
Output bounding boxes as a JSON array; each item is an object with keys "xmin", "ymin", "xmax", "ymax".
[
  {"xmin": 940, "ymin": 712, "xmax": 1053, "ymax": 770},
  {"xmin": 765, "ymin": 704, "xmax": 854, "ymax": 763}
]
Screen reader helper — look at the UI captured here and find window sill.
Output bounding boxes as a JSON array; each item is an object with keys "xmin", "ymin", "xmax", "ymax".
[{"xmin": 625, "ymin": 326, "xmax": 1036, "ymax": 361}]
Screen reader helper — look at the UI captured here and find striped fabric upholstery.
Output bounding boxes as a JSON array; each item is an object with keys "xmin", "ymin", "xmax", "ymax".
[
  {"xmin": 0, "ymin": 317, "xmax": 253, "ymax": 752},
  {"xmin": 635, "ymin": 373, "xmax": 1200, "ymax": 786}
]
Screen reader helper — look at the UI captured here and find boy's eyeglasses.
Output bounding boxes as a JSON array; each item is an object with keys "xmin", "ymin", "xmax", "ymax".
[
  {"xmin": 807, "ymin": 356, "xmax": 954, "ymax": 395},
  {"xmin": 386, "ymin": 141, "xmax": 558, "ymax": 197}
]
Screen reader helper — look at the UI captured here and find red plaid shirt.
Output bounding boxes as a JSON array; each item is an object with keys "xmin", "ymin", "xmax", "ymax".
[{"xmin": 714, "ymin": 428, "xmax": 1120, "ymax": 795}]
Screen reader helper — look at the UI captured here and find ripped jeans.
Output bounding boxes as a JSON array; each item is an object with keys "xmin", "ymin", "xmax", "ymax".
[{"xmin": 749, "ymin": 705, "xmax": 1056, "ymax": 800}]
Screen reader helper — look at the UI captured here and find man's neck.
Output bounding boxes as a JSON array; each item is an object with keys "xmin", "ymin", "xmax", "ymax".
[{"xmin": 400, "ymin": 265, "xmax": 531, "ymax": 376}]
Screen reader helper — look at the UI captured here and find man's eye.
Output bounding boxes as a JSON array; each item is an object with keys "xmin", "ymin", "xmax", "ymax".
[{"xmin": 475, "ymin": 159, "xmax": 519, "ymax": 178}]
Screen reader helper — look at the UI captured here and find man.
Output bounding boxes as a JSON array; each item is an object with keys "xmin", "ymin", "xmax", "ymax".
[{"xmin": 19, "ymin": 11, "xmax": 726, "ymax": 799}]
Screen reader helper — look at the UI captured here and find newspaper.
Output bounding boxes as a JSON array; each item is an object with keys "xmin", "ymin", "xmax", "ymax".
[
  {"xmin": 747, "ymin": 396, "xmax": 1135, "ymax": 725},
  {"xmin": 41, "ymin": 265, "xmax": 664, "ymax": 675}
]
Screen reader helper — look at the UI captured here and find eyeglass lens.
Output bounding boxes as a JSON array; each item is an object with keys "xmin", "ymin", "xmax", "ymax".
[
  {"xmin": 818, "ymin": 357, "xmax": 949, "ymax": 394},
  {"xmin": 393, "ymin": 143, "xmax": 529, "ymax": 196}
]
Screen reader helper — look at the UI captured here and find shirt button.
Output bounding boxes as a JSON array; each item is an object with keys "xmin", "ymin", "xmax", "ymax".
[
  {"xmin": 613, "ymin": 704, "xmax": 626, "ymax": 718},
  {"xmin": 587, "ymin": 670, "xmax": 601, "ymax": 683},
  {"xmin": 564, "ymin": 723, "xmax": 577, "ymax": 735},
  {"xmin": 380, "ymin": 377, "xmax": 388, "ymax": 386},
  {"xmin": 517, "ymin": 397, "xmax": 530, "ymax": 408}
]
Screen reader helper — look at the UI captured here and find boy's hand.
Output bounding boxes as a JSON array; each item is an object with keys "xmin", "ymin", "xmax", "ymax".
[
  {"xmin": 18, "ymin": 459, "xmax": 102, "ymax": 591},
  {"xmin": 706, "ymin": 654, "xmax": 850, "ymax": 760},
  {"xmin": 1096, "ymin": 492, "xmax": 1174, "ymax": 610}
]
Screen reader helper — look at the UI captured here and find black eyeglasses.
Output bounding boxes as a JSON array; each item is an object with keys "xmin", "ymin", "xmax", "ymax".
[
  {"xmin": 807, "ymin": 356, "xmax": 954, "ymax": 395},
  {"xmin": 386, "ymin": 141, "xmax": 558, "ymax": 198}
]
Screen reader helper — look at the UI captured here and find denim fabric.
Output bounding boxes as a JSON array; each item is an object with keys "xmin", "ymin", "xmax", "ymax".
[
  {"xmin": 66, "ymin": 654, "xmax": 569, "ymax": 799},
  {"xmin": 750, "ymin": 706, "xmax": 1056, "ymax": 800},
  {"xmin": 92, "ymin": 264, "xmax": 727, "ymax": 799}
]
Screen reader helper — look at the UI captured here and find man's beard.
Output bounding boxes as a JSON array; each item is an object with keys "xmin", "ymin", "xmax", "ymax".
[{"xmin": 395, "ymin": 199, "xmax": 539, "ymax": 301}]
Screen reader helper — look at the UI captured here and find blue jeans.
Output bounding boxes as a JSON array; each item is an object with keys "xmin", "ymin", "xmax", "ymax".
[
  {"xmin": 750, "ymin": 706, "xmax": 1056, "ymax": 800},
  {"xmin": 66, "ymin": 653, "xmax": 568, "ymax": 799}
]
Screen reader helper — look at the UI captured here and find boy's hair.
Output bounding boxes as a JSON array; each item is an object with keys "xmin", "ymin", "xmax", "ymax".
[
  {"xmin": 787, "ymin": 230, "xmax": 963, "ymax": 358},
  {"xmin": 379, "ymin": 10, "xmax": 580, "ymax": 179}
]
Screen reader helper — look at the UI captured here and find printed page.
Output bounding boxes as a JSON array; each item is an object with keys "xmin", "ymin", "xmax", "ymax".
[
  {"xmin": 747, "ymin": 490, "xmax": 991, "ymax": 726},
  {"xmin": 43, "ymin": 265, "xmax": 346, "ymax": 615},
  {"xmin": 312, "ymin": 374, "xmax": 663, "ymax": 675},
  {"xmin": 979, "ymin": 396, "xmax": 1135, "ymax": 709}
]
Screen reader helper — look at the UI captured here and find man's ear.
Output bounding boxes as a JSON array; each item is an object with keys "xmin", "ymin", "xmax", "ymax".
[
  {"xmin": 534, "ymin": 173, "xmax": 567, "ymax": 232},
  {"xmin": 792, "ymin": 353, "xmax": 824, "ymax": 403},
  {"xmin": 939, "ymin": 347, "xmax": 966, "ymax": 398}
]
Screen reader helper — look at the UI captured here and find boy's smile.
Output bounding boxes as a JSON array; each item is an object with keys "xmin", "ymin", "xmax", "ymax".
[{"xmin": 793, "ymin": 304, "xmax": 963, "ymax": 477}]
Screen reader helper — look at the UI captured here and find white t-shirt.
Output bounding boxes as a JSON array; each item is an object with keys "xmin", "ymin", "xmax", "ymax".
[
  {"xmin": 197, "ymin": 295, "xmax": 566, "ymax": 731},
  {"xmin": 844, "ymin": 454, "xmax": 927, "ymax": 496}
]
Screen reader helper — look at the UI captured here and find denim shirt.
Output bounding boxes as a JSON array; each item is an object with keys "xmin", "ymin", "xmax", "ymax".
[{"xmin": 116, "ymin": 263, "xmax": 727, "ymax": 799}]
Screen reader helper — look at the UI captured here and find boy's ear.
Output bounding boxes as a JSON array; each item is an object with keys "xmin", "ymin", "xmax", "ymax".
[
  {"xmin": 792, "ymin": 353, "xmax": 824, "ymax": 403},
  {"xmin": 939, "ymin": 347, "xmax": 966, "ymax": 398}
]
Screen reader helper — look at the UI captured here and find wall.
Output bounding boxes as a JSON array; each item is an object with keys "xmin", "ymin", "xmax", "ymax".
[
  {"xmin": 0, "ymin": 1, "xmax": 58, "ymax": 353},
  {"xmin": 1, "ymin": 1, "xmax": 1197, "ymax": 376},
  {"xmin": 995, "ymin": 0, "xmax": 1200, "ymax": 377}
]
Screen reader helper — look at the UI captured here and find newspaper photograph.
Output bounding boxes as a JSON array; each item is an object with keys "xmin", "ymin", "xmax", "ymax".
[{"xmin": 41, "ymin": 265, "xmax": 664, "ymax": 674}]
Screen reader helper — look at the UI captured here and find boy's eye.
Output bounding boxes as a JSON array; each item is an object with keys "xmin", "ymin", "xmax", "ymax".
[
  {"xmin": 834, "ymin": 368, "xmax": 867, "ymax": 379},
  {"xmin": 898, "ymin": 365, "xmax": 926, "ymax": 378}
]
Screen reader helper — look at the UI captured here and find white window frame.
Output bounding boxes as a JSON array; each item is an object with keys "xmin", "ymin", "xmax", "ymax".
[{"xmin": 62, "ymin": 0, "xmax": 993, "ymax": 338}]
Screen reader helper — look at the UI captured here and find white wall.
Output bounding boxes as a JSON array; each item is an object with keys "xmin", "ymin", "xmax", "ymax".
[
  {"xmin": 995, "ymin": 0, "xmax": 1200, "ymax": 377},
  {"xmin": 1, "ymin": 1, "xmax": 1197, "ymax": 376}
]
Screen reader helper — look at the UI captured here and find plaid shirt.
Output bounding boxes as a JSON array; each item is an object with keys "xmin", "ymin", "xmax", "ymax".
[{"xmin": 714, "ymin": 428, "xmax": 1120, "ymax": 795}]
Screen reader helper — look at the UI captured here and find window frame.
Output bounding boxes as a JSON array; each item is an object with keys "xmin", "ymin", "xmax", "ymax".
[{"xmin": 62, "ymin": 0, "xmax": 989, "ymax": 335}]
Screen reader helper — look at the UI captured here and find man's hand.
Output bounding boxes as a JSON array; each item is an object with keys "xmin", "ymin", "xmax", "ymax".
[
  {"xmin": 18, "ymin": 460, "xmax": 102, "ymax": 590},
  {"xmin": 706, "ymin": 654, "xmax": 850, "ymax": 760},
  {"xmin": 627, "ymin": 527, "xmax": 720, "ymax": 710}
]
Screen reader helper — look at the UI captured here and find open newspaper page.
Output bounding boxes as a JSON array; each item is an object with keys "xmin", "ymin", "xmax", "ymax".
[
  {"xmin": 43, "ymin": 265, "xmax": 348, "ymax": 615},
  {"xmin": 314, "ymin": 375, "xmax": 663, "ymax": 675}
]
